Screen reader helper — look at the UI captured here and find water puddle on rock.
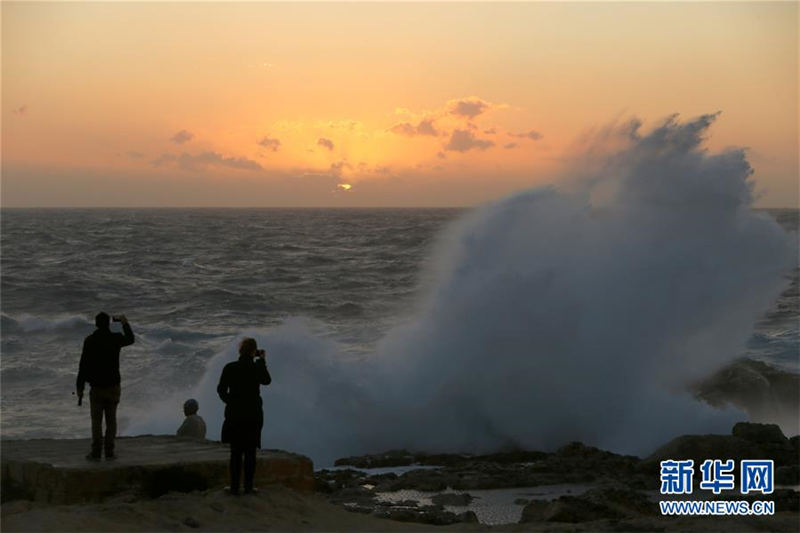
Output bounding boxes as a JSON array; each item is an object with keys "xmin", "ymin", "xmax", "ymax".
[{"xmin": 375, "ymin": 483, "xmax": 597, "ymax": 525}]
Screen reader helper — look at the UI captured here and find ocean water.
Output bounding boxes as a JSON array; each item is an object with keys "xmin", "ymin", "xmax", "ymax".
[
  {"xmin": 1, "ymin": 208, "xmax": 797, "ymax": 447},
  {"xmin": 0, "ymin": 208, "xmax": 459, "ymax": 439}
]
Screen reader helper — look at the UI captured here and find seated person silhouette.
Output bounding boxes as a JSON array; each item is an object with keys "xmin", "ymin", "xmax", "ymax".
[{"xmin": 176, "ymin": 398, "xmax": 207, "ymax": 439}]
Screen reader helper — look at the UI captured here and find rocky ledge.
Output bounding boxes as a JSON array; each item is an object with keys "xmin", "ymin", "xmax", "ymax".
[
  {"xmin": 317, "ymin": 422, "xmax": 800, "ymax": 527},
  {"xmin": 1, "ymin": 435, "xmax": 314, "ymax": 504},
  {"xmin": 694, "ymin": 358, "xmax": 800, "ymax": 436}
]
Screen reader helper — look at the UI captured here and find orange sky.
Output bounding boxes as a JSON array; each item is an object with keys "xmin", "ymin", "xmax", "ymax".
[{"xmin": 2, "ymin": 2, "xmax": 797, "ymax": 207}]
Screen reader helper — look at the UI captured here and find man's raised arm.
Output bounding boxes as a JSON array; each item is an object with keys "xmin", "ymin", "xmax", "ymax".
[
  {"xmin": 118, "ymin": 315, "xmax": 134, "ymax": 347},
  {"xmin": 255, "ymin": 350, "xmax": 271, "ymax": 385}
]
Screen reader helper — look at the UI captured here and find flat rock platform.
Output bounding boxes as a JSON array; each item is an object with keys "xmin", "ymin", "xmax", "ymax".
[{"xmin": 1, "ymin": 436, "xmax": 314, "ymax": 504}]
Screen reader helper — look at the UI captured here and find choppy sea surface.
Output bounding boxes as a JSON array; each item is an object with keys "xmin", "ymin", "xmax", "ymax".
[{"xmin": 1, "ymin": 208, "xmax": 797, "ymax": 441}]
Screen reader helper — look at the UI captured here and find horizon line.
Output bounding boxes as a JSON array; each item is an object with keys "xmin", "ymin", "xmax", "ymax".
[
  {"xmin": 1, "ymin": 205, "xmax": 798, "ymax": 210},
  {"xmin": 0, "ymin": 205, "xmax": 471, "ymax": 210}
]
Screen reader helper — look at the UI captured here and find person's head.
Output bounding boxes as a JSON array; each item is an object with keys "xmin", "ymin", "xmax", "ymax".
[
  {"xmin": 95, "ymin": 312, "xmax": 110, "ymax": 330},
  {"xmin": 183, "ymin": 398, "xmax": 199, "ymax": 416},
  {"xmin": 239, "ymin": 337, "xmax": 257, "ymax": 358}
]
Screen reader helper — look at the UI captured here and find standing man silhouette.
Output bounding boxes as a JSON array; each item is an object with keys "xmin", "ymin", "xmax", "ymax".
[
  {"xmin": 217, "ymin": 338, "xmax": 271, "ymax": 495},
  {"xmin": 76, "ymin": 312, "xmax": 135, "ymax": 460}
]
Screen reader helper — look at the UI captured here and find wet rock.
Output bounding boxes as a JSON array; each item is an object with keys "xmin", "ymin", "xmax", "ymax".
[
  {"xmin": 716, "ymin": 488, "xmax": 799, "ymax": 513},
  {"xmin": 395, "ymin": 499, "xmax": 418, "ymax": 507},
  {"xmin": 519, "ymin": 486, "xmax": 653, "ymax": 523},
  {"xmin": 732, "ymin": 422, "xmax": 788, "ymax": 445},
  {"xmin": 314, "ymin": 468, "xmax": 372, "ymax": 493},
  {"xmin": 1, "ymin": 500, "xmax": 33, "ymax": 515},
  {"xmin": 519, "ymin": 500, "xmax": 550, "ymax": 523},
  {"xmin": 335, "ymin": 449, "xmax": 548, "ymax": 469},
  {"xmin": 182, "ymin": 517, "xmax": 200, "ymax": 528},
  {"xmin": 772, "ymin": 488, "xmax": 800, "ymax": 512},
  {"xmin": 693, "ymin": 358, "xmax": 799, "ymax": 436},
  {"xmin": 370, "ymin": 504, "xmax": 473, "ymax": 526},
  {"xmin": 417, "ymin": 505, "xmax": 466, "ymax": 525},
  {"xmin": 642, "ymin": 426, "xmax": 797, "ymax": 476},
  {"xmin": 514, "ymin": 498, "xmax": 530, "ymax": 505},
  {"xmin": 385, "ymin": 508, "xmax": 418, "ymax": 522},
  {"xmin": 344, "ymin": 504, "xmax": 373, "ymax": 514},
  {"xmin": 431, "ymin": 492, "xmax": 473, "ymax": 506},
  {"xmin": 776, "ymin": 465, "xmax": 800, "ymax": 485},
  {"xmin": 335, "ymin": 450, "xmax": 415, "ymax": 468}
]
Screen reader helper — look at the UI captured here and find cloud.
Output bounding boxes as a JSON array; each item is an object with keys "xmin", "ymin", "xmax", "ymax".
[
  {"xmin": 171, "ymin": 130, "xmax": 194, "ymax": 144},
  {"xmin": 13, "ymin": 105, "xmax": 27, "ymax": 116},
  {"xmin": 503, "ymin": 143, "xmax": 519, "ymax": 150},
  {"xmin": 330, "ymin": 160, "xmax": 352, "ymax": 175},
  {"xmin": 317, "ymin": 138, "xmax": 335, "ymax": 151},
  {"xmin": 127, "ymin": 151, "xmax": 145, "ymax": 159},
  {"xmin": 152, "ymin": 151, "xmax": 262, "ymax": 172},
  {"xmin": 444, "ymin": 129, "xmax": 495, "ymax": 152},
  {"xmin": 389, "ymin": 118, "xmax": 439, "ymax": 137},
  {"xmin": 510, "ymin": 130, "xmax": 543, "ymax": 141},
  {"xmin": 436, "ymin": 151, "xmax": 447, "ymax": 159},
  {"xmin": 448, "ymin": 97, "xmax": 492, "ymax": 119},
  {"xmin": 318, "ymin": 119, "xmax": 363, "ymax": 131},
  {"xmin": 258, "ymin": 136, "xmax": 281, "ymax": 152},
  {"xmin": 151, "ymin": 153, "xmax": 177, "ymax": 166},
  {"xmin": 484, "ymin": 128, "xmax": 497, "ymax": 135}
]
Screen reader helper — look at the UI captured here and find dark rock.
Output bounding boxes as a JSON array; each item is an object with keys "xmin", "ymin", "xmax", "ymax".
[
  {"xmin": 772, "ymin": 488, "xmax": 800, "ymax": 513},
  {"xmin": 314, "ymin": 477, "xmax": 334, "ymax": 493},
  {"xmin": 693, "ymin": 358, "xmax": 799, "ymax": 437},
  {"xmin": 789, "ymin": 436, "xmax": 800, "ymax": 461},
  {"xmin": 335, "ymin": 450, "xmax": 415, "ymax": 468},
  {"xmin": 514, "ymin": 498, "xmax": 530, "ymax": 505},
  {"xmin": 431, "ymin": 492, "xmax": 473, "ymax": 506},
  {"xmin": 519, "ymin": 500, "xmax": 550, "ymax": 522},
  {"xmin": 519, "ymin": 487, "xmax": 654, "ymax": 523},
  {"xmin": 386, "ymin": 509, "xmax": 419, "ymax": 522},
  {"xmin": 143, "ymin": 467, "xmax": 208, "ymax": 498},
  {"xmin": 1, "ymin": 500, "xmax": 32, "ymax": 515},
  {"xmin": 521, "ymin": 495, "xmax": 617, "ymax": 523},
  {"xmin": 183, "ymin": 517, "xmax": 200, "ymax": 528},
  {"xmin": 370, "ymin": 504, "xmax": 469, "ymax": 526},
  {"xmin": 335, "ymin": 448, "xmax": 548, "ymax": 469},
  {"xmin": 394, "ymin": 499, "xmax": 419, "ymax": 507},
  {"xmin": 716, "ymin": 488, "xmax": 799, "ymax": 513},
  {"xmin": 776, "ymin": 465, "xmax": 800, "ymax": 485},
  {"xmin": 458, "ymin": 510, "xmax": 479, "ymax": 523},
  {"xmin": 472, "ymin": 450, "xmax": 548, "ymax": 464},
  {"xmin": 345, "ymin": 504, "xmax": 373, "ymax": 514},
  {"xmin": 732, "ymin": 422, "xmax": 788, "ymax": 445},
  {"xmin": 641, "ymin": 427, "xmax": 797, "ymax": 474},
  {"xmin": 314, "ymin": 468, "xmax": 368, "ymax": 492},
  {"xmin": 1, "ymin": 437, "xmax": 315, "ymax": 504},
  {"xmin": 417, "ymin": 506, "xmax": 462, "ymax": 526},
  {"xmin": 414, "ymin": 453, "xmax": 475, "ymax": 467}
]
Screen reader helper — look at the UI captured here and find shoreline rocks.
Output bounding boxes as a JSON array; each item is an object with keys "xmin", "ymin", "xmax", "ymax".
[
  {"xmin": 694, "ymin": 358, "xmax": 799, "ymax": 436},
  {"xmin": 319, "ymin": 421, "xmax": 799, "ymax": 527}
]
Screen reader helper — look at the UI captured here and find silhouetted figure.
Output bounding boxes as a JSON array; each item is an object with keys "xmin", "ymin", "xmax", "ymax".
[
  {"xmin": 176, "ymin": 398, "xmax": 207, "ymax": 439},
  {"xmin": 217, "ymin": 338, "xmax": 271, "ymax": 495},
  {"xmin": 76, "ymin": 312, "xmax": 134, "ymax": 460}
]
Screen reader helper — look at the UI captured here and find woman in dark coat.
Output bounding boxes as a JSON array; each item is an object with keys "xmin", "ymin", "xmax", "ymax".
[{"xmin": 217, "ymin": 337, "xmax": 271, "ymax": 494}]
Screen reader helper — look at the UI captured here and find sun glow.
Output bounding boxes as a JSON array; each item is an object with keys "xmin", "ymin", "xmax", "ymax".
[{"xmin": 2, "ymin": 2, "xmax": 796, "ymax": 207}]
